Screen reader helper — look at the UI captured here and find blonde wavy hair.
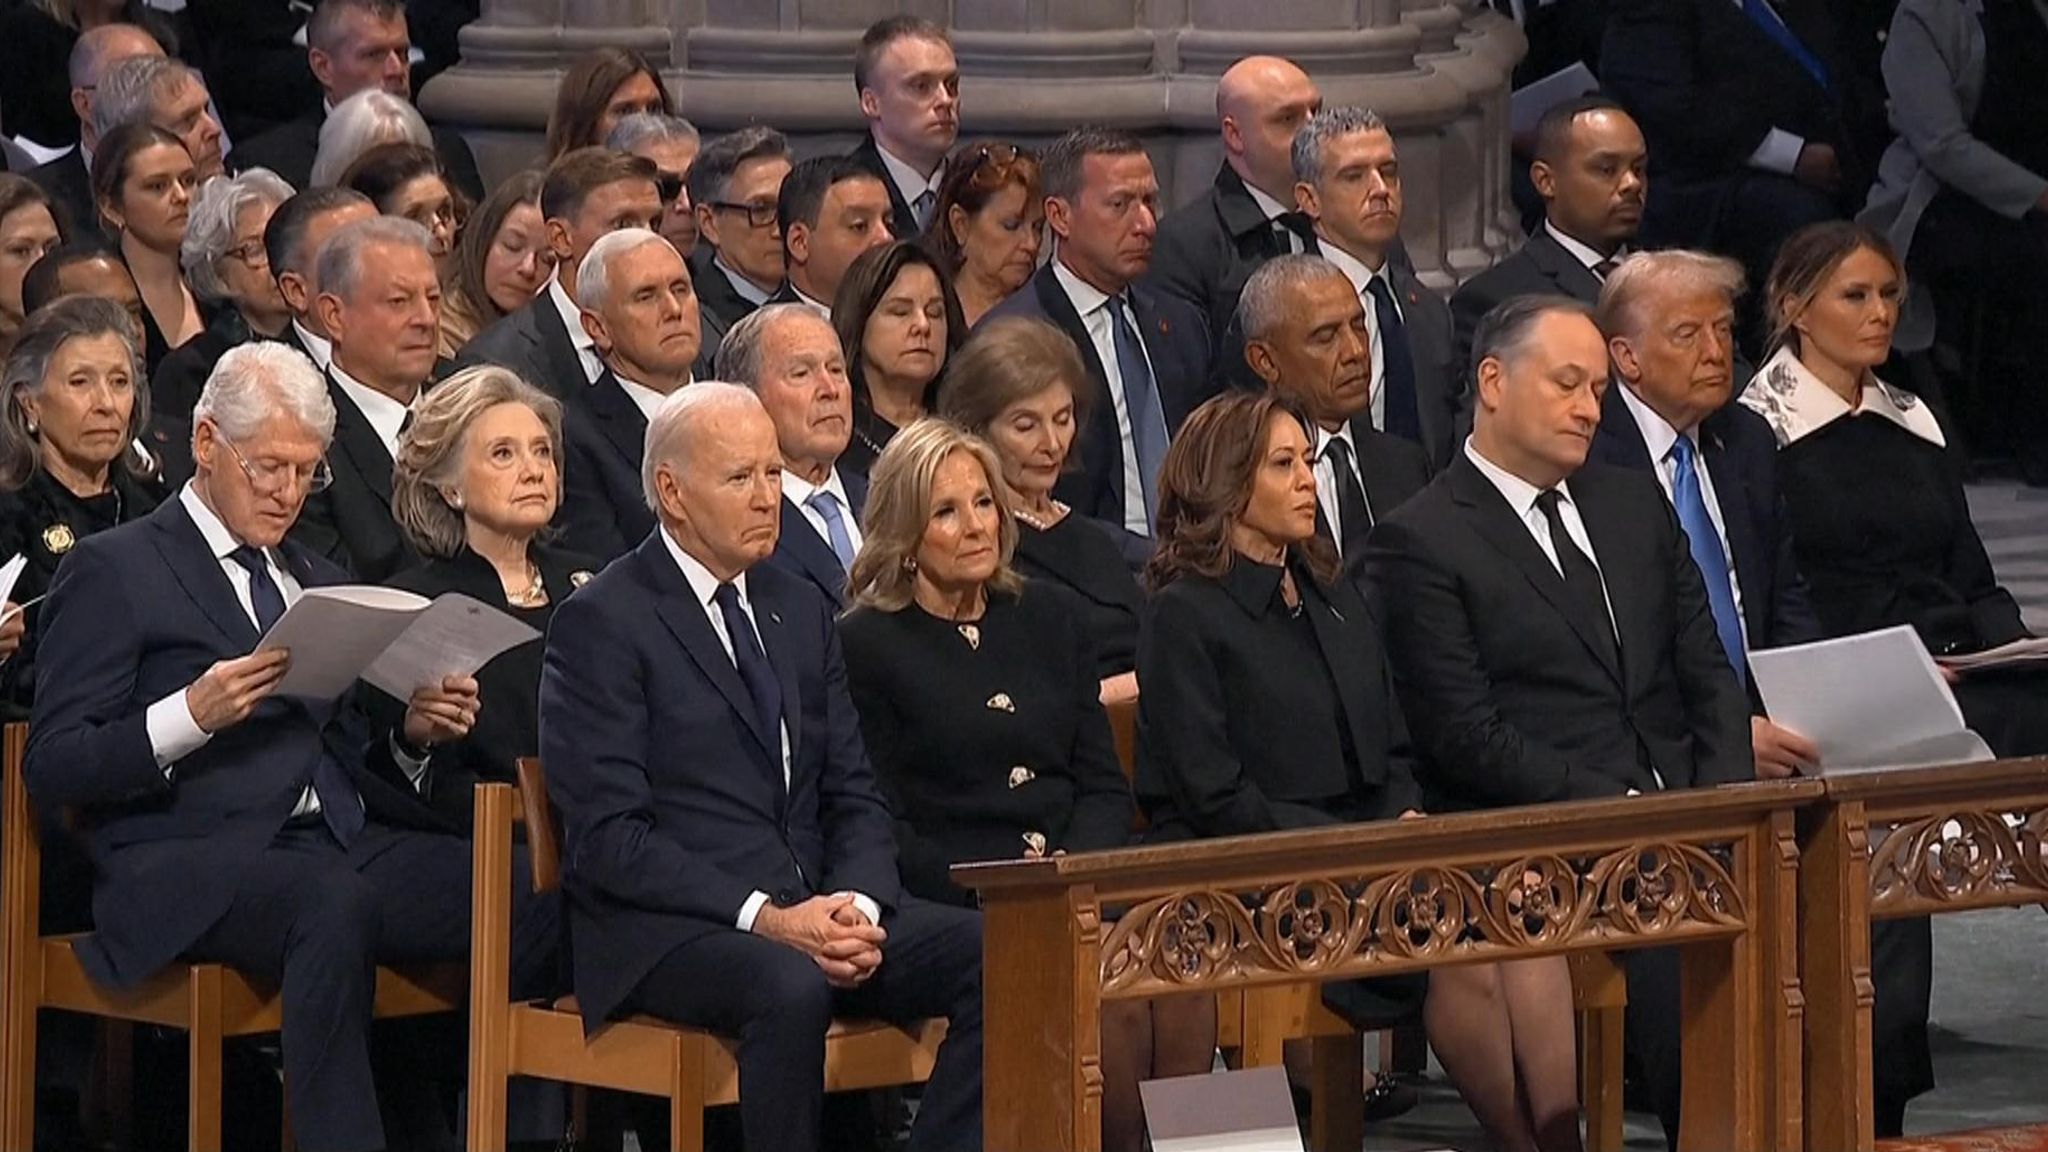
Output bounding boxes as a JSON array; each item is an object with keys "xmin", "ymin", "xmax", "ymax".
[
  {"xmin": 391, "ymin": 365, "xmax": 563, "ymax": 559},
  {"xmin": 846, "ymin": 418, "xmax": 1023, "ymax": 612}
]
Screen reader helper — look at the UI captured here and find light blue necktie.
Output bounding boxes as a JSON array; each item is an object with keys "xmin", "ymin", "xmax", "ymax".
[
  {"xmin": 1670, "ymin": 436, "xmax": 1746, "ymax": 685},
  {"xmin": 806, "ymin": 489, "xmax": 856, "ymax": 571},
  {"xmin": 1106, "ymin": 296, "xmax": 1169, "ymax": 533}
]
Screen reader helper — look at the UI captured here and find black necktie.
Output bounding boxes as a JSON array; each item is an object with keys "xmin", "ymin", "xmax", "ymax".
[
  {"xmin": 1532, "ymin": 491, "xmax": 1619, "ymax": 663},
  {"xmin": 1367, "ymin": 277, "xmax": 1421, "ymax": 443},
  {"xmin": 1593, "ymin": 257, "xmax": 1620, "ymax": 281},
  {"xmin": 227, "ymin": 546, "xmax": 364, "ymax": 846},
  {"xmin": 712, "ymin": 582, "xmax": 784, "ymax": 760},
  {"xmin": 1322, "ymin": 437, "xmax": 1374, "ymax": 556}
]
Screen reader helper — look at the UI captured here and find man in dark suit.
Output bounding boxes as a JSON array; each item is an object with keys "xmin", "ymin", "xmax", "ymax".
[
  {"xmin": 27, "ymin": 23, "xmax": 164, "ymax": 231},
  {"xmin": 1293, "ymin": 106, "xmax": 1462, "ymax": 471},
  {"xmin": 181, "ymin": 0, "xmax": 326, "ymax": 141},
  {"xmin": 264, "ymin": 186, "xmax": 378, "ymax": 377},
  {"xmin": 686, "ymin": 125, "xmax": 793, "ymax": 335},
  {"xmin": 226, "ymin": 0, "xmax": 484, "ymax": 202},
  {"xmin": 1602, "ymin": 0, "xmax": 1871, "ymax": 315},
  {"xmin": 720, "ymin": 303, "xmax": 869, "ymax": 608},
  {"xmin": 1148, "ymin": 55, "xmax": 1321, "ymax": 382},
  {"xmin": 558, "ymin": 228, "xmax": 700, "ymax": 560},
  {"xmin": 1593, "ymin": 249, "xmax": 1931, "ymax": 1142},
  {"xmin": 985, "ymin": 126, "xmax": 1214, "ymax": 539},
  {"xmin": 846, "ymin": 15, "xmax": 958, "ymax": 242},
  {"xmin": 1240, "ymin": 254, "xmax": 1430, "ymax": 562},
  {"xmin": 538, "ymin": 382, "xmax": 983, "ymax": 1152},
  {"xmin": 1451, "ymin": 95, "xmax": 1648, "ymax": 370},
  {"xmin": 27, "ymin": 341, "xmax": 553, "ymax": 1152},
  {"xmin": 460, "ymin": 148, "xmax": 662, "ymax": 400},
  {"xmin": 290, "ymin": 216, "xmax": 437, "ymax": 580},
  {"xmin": 768, "ymin": 156, "xmax": 895, "ymax": 319}
]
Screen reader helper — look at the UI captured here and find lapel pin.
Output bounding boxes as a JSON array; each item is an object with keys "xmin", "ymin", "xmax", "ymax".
[
  {"xmin": 42, "ymin": 523, "xmax": 75, "ymax": 555},
  {"xmin": 1008, "ymin": 766, "xmax": 1034, "ymax": 789},
  {"xmin": 986, "ymin": 692, "xmax": 1015, "ymax": 713}
]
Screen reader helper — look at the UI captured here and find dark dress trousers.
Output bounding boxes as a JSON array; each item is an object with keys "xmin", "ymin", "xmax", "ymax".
[
  {"xmin": 25, "ymin": 495, "xmax": 556, "ymax": 1152},
  {"xmin": 1364, "ymin": 454, "xmax": 1753, "ymax": 811},
  {"xmin": 456, "ymin": 286, "xmax": 588, "ymax": 401},
  {"xmin": 1448, "ymin": 227, "xmax": 1607, "ymax": 379},
  {"xmin": 537, "ymin": 533, "xmax": 983, "ymax": 1152},
  {"xmin": 287, "ymin": 373, "xmax": 420, "ymax": 582},
  {"xmin": 982, "ymin": 262, "xmax": 1217, "ymax": 527},
  {"xmin": 1304, "ymin": 237, "xmax": 1464, "ymax": 471},
  {"xmin": 1146, "ymin": 163, "xmax": 1311, "ymax": 386},
  {"xmin": 558, "ymin": 370, "xmax": 657, "ymax": 561},
  {"xmin": 761, "ymin": 470, "xmax": 868, "ymax": 610},
  {"xmin": 26, "ymin": 148, "xmax": 93, "ymax": 236},
  {"xmin": 846, "ymin": 133, "xmax": 923, "ymax": 244},
  {"xmin": 840, "ymin": 582, "xmax": 1134, "ymax": 904},
  {"xmin": 229, "ymin": 111, "xmax": 487, "ymax": 204},
  {"xmin": 1012, "ymin": 512, "xmax": 1144, "ymax": 679}
]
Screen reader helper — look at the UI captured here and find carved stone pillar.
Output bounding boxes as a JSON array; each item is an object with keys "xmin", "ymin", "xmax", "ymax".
[{"xmin": 419, "ymin": 0, "xmax": 1524, "ymax": 286}]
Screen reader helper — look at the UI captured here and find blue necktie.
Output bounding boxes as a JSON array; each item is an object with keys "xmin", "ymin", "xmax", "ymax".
[
  {"xmin": 1367, "ymin": 277, "xmax": 1421, "ymax": 444},
  {"xmin": 806, "ymin": 489, "xmax": 856, "ymax": 570},
  {"xmin": 1668, "ymin": 438, "xmax": 1747, "ymax": 685},
  {"xmin": 1106, "ymin": 296, "xmax": 1169, "ymax": 533},
  {"xmin": 1741, "ymin": 0, "xmax": 1829, "ymax": 88},
  {"xmin": 712, "ymin": 582, "xmax": 784, "ymax": 755},
  {"xmin": 228, "ymin": 546, "xmax": 364, "ymax": 846}
]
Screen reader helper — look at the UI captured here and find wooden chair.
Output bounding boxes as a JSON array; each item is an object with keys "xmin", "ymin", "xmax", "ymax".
[
  {"xmin": 0, "ymin": 723, "xmax": 466, "ymax": 1152},
  {"xmin": 467, "ymin": 759, "xmax": 948, "ymax": 1152}
]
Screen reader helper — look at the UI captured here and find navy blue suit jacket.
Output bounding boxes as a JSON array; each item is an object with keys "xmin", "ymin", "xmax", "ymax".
[
  {"xmin": 26, "ymin": 497, "xmax": 445, "ymax": 988},
  {"xmin": 983, "ymin": 263, "xmax": 1217, "ymax": 528},
  {"xmin": 762, "ymin": 470, "xmax": 869, "ymax": 610},
  {"xmin": 538, "ymin": 533, "xmax": 901, "ymax": 1030},
  {"xmin": 559, "ymin": 370, "xmax": 657, "ymax": 562},
  {"xmin": 1589, "ymin": 387, "xmax": 1824, "ymax": 651}
]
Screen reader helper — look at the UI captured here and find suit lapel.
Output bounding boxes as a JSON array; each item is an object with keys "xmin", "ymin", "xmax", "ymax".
[
  {"xmin": 777, "ymin": 498, "xmax": 846, "ymax": 606},
  {"xmin": 1700, "ymin": 422, "xmax": 1767, "ymax": 632},
  {"xmin": 323, "ymin": 376, "xmax": 394, "ymax": 504},
  {"xmin": 1568, "ymin": 471, "xmax": 1638, "ymax": 690},
  {"xmin": 1345, "ymin": 419, "xmax": 1408, "ymax": 523},
  {"xmin": 1593, "ymin": 384, "xmax": 1654, "ymax": 469},
  {"xmin": 149, "ymin": 499, "xmax": 260, "ymax": 649},
  {"xmin": 588, "ymin": 372, "xmax": 649, "ymax": 472},
  {"xmin": 1127, "ymin": 286, "xmax": 1198, "ymax": 428},
  {"xmin": 532, "ymin": 294, "xmax": 587, "ymax": 394},
  {"xmin": 641, "ymin": 539, "xmax": 776, "ymax": 757},
  {"xmin": 1034, "ymin": 268, "xmax": 1123, "ymax": 515},
  {"xmin": 841, "ymin": 469, "xmax": 869, "ymax": 520},
  {"xmin": 749, "ymin": 576, "xmax": 803, "ymax": 796},
  {"xmin": 1300, "ymin": 575, "xmax": 1382, "ymax": 769},
  {"xmin": 1523, "ymin": 230, "xmax": 1607, "ymax": 305}
]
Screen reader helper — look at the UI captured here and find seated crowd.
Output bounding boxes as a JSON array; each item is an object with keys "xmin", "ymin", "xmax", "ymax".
[{"xmin": 5, "ymin": 3, "xmax": 2045, "ymax": 1151}]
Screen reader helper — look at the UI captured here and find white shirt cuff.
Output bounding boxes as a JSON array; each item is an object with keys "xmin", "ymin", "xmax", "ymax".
[
  {"xmin": 1748, "ymin": 128, "xmax": 1806, "ymax": 177},
  {"xmin": 737, "ymin": 890, "xmax": 771, "ymax": 932},
  {"xmin": 847, "ymin": 892, "xmax": 882, "ymax": 927},
  {"xmin": 391, "ymin": 734, "xmax": 431, "ymax": 791},
  {"xmin": 147, "ymin": 688, "xmax": 212, "ymax": 775}
]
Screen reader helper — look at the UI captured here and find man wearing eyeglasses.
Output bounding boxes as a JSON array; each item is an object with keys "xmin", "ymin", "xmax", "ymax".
[
  {"xmin": 26, "ymin": 340, "xmax": 560, "ymax": 1152},
  {"xmin": 686, "ymin": 125, "xmax": 795, "ymax": 341},
  {"xmin": 608, "ymin": 112, "xmax": 702, "ymax": 260}
]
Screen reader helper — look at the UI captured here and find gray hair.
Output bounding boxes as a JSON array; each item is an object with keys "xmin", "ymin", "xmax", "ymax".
[
  {"xmin": 0, "ymin": 296, "xmax": 150, "ymax": 491},
  {"xmin": 181, "ymin": 168, "xmax": 296, "ymax": 302},
  {"xmin": 685, "ymin": 125, "xmax": 790, "ymax": 213},
  {"xmin": 192, "ymin": 342, "xmax": 337, "ymax": 446},
  {"xmin": 1597, "ymin": 249, "xmax": 1748, "ymax": 343},
  {"xmin": 641, "ymin": 381, "xmax": 762, "ymax": 511},
  {"xmin": 69, "ymin": 23, "xmax": 160, "ymax": 89},
  {"xmin": 1291, "ymin": 105, "xmax": 1388, "ymax": 186},
  {"xmin": 714, "ymin": 302, "xmax": 824, "ymax": 389},
  {"xmin": 606, "ymin": 112, "xmax": 700, "ymax": 154},
  {"xmin": 1470, "ymin": 294, "xmax": 1598, "ymax": 380},
  {"xmin": 1236, "ymin": 254, "xmax": 1352, "ymax": 343},
  {"xmin": 309, "ymin": 90, "xmax": 430, "ymax": 188},
  {"xmin": 314, "ymin": 215, "xmax": 433, "ymax": 303},
  {"xmin": 575, "ymin": 227, "xmax": 677, "ymax": 315},
  {"xmin": 90, "ymin": 55, "xmax": 196, "ymax": 140},
  {"xmin": 392, "ymin": 365, "xmax": 564, "ymax": 559}
]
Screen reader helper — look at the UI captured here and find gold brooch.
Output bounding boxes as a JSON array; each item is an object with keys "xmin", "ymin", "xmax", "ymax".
[
  {"xmin": 42, "ymin": 524, "xmax": 75, "ymax": 555},
  {"xmin": 986, "ymin": 692, "xmax": 1015, "ymax": 713},
  {"xmin": 1021, "ymin": 831, "xmax": 1047, "ymax": 856},
  {"xmin": 568, "ymin": 570, "xmax": 593, "ymax": 588},
  {"xmin": 957, "ymin": 623, "xmax": 980, "ymax": 650},
  {"xmin": 1007, "ymin": 766, "xmax": 1034, "ymax": 789}
]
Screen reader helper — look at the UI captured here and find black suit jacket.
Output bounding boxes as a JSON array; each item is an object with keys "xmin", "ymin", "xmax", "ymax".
[
  {"xmin": 558, "ymin": 369, "xmax": 656, "ymax": 561},
  {"xmin": 763, "ymin": 470, "xmax": 869, "ymax": 610},
  {"xmin": 847, "ymin": 133, "xmax": 924, "ymax": 245},
  {"xmin": 1364, "ymin": 454, "xmax": 1753, "ymax": 811},
  {"xmin": 287, "ymin": 373, "xmax": 419, "ymax": 582},
  {"xmin": 1321, "ymin": 418, "xmax": 1433, "ymax": 571},
  {"xmin": 982, "ymin": 263, "xmax": 1216, "ymax": 527},
  {"xmin": 1449, "ymin": 228, "xmax": 1606, "ymax": 376},
  {"xmin": 228, "ymin": 111, "xmax": 486, "ymax": 204},
  {"xmin": 538, "ymin": 533, "xmax": 902, "ymax": 1030},
  {"xmin": 26, "ymin": 496, "xmax": 447, "ymax": 988},
  {"xmin": 457, "ymin": 286, "xmax": 587, "ymax": 401},
  {"xmin": 1304, "ymin": 237, "xmax": 1463, "ymax": 472},
  {"xmin": 28, "ymin": 148, "xmax": 94, "ymax": 236},
  {"xmin": 1589, "ymin": 387, "xmax": 1823, "ymax": 652},
  {"xmin": 691, "ymin": 247, "xmax": 767, "ymax": 336},
  {"xmin": 1146, "ymin": 164, "xmax": 1309, "ymax": 386}
]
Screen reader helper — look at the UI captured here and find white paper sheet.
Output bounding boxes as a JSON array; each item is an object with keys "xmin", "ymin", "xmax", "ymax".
[
  {"xmin": 1934, "ymin": 636, "xmax": 2048, "ymax": 672},
  {"xmin": 1749, "ymin": 625, "xmax": 1993, "ymax": 773},
  {"xmin": 0, "ymin": 553, "xmax": 26, "ymax": 608},
  {"xmin": 359, "ymin": 592, "xmax": 539, "ymax": 699},
  {"xmin": 259, "ymin": 586, "xmax": 433, "ymax": 699}
]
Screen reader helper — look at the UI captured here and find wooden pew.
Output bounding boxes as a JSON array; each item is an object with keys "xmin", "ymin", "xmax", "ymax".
[
  {"xmin": 958, "ymin": 779, "xmax": 1817, "ymax": 1152},
  {"xmin": 466, "ymin": 760, "xmax": 948, "ymax": 1152},
  {"xmin": 1800, "ymin": 758, "xmax": 2048, "ymax": 1152},
  {"xmin": 0, "ymin": 724, "xmax": 465, "ymax": 1152}
]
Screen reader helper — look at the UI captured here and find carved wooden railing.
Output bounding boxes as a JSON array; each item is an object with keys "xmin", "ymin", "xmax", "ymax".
[
  {"xmin": 1799, "ymin": 758, "xmax": 2048, "ymax": 1152},
  {"xmin": 957, "ymin": 781, "xmax": 1820, "ymax": 1152}
]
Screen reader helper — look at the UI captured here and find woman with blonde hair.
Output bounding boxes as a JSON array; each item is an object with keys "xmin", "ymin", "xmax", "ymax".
[{"xmin": 839, "ymin": 417, "xmax": 1213, "ymax": 1152}]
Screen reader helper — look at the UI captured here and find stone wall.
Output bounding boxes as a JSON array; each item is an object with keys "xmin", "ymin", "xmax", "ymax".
[{"xmin": 420, "ymin": 0, "xmax": 1525, "ymax": 288}]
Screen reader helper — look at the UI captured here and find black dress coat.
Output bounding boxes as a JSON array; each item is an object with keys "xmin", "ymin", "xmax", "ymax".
[
  {"xmin": 228, "ymin": 112, "xmax": 486, "ymax": 204},
  {"xmin": 846, "ymin": 133, "xmax": 925, "ymax": 245},
  {"xmin": 1448, "ymin": 227, "xmax": 1607, "ymax": 378},
  {"xmin": 456, "ymin": 288, "xmax": 588, "ymax": 402},
  {"xmin": 557, "ymin": 369, "xmax": 656, "ymax": 562},
  {"xmin": 1146, "ymin": 163, "xmax": 1312, "ymax": 386},
  {"xmin": 1302, "ymin": 237, "xmax": 1464, "ymax": 471},
  {"xmin": 285, "ymin": 373, "xmax": 419, "ymax": 582},
  {"xmin": 1012, "ymin": 512, "xmax": 1143, "ymax": 679}
]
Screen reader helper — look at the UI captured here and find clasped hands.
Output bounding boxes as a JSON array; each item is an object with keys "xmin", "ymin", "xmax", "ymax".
[
  {"xmin": 184, "ymin": 649, "xmax": 480, "ymax": 744},
  {"xmin": 755, "ymin": 893, "xmax": 887, "ymax": 989}
]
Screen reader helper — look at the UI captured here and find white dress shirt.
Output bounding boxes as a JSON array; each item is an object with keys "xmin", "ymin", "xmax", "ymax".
[
  {"xmin": 614, "ymin": 374, "xmax": 685, "ymax": 423},
  {"xmin": 1319, "ymin": 240, "xmax": 1402, "ymax": 433},
  {"xmin": 1544, "ymin": 220, "xmax": 1624, "ymax": 275},
  {"xmin": 291, "ymin": 320, "xmax": 334, "ymax": 373},
  {"xmin": 1616, "ymin": 384, "xmax": 1748, "ymax": 646},
  {"xmin": 329, "ymin": 365, "xmax": 412, "ymax": 459},
  {"xmin": 1462, "ymin": 438, "xmax": 1618, "ymax": 634},
  {"xmin": 655, "ymin": 527, "xmax": 881, "ymax": 932},
  {"xmin": 781, "ymin": 467, "xmax": 865, "ymax": 556},
  {"xmin": 1311, "ymin": 421, "xmax": 1371, "ymax": 554},
  {"xmin": 546, "ymin": 276, "xmax": 604, "ymax": 386},
  {"xmin": 716, "ymin": 256, "xmax": 773, "ymax": 307},
  {"xmin": 873, "ymin": 141, "xmax": 943, "ymax": 231},
  {"xmin": 1051, "ymin": 259, "xmax": 1155, "ymax": 535},
  {"xmin": 787, "ymin": 283, "xmax": 832, "ymax": 320},
  {"xmin": 1243, "ymin": 180, "xmax": 1305, "ymax": 254}
]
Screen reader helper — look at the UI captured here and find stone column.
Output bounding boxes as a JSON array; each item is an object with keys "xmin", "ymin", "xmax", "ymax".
[{"xmin": 419, "ymin": 0, "xmax": 1524, "ymax": 286}]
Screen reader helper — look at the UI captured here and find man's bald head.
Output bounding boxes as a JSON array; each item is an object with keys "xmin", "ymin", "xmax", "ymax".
[
  {"xmin": 69, "ymin": 23, "xmax": 165, "ymax": 149},
  {"xmin": 1215, "ymin": 55, "xmax": 1321, "ymax": 201}
]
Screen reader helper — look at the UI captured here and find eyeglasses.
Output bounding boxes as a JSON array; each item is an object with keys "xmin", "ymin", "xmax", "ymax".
[
  {"xmin": 708, "ymin": 199, "xmax": 777, "ymax": 229},
  {"xmin": 220, "ymin": 435, "xmax": 333, "ymax": 496},
  {"xmin": 655, "ymin": 172, "xmax": 687, "ymax": 205},
  {"xmin": 223, "ymin": 239, "xmax": 269, "ymax": 269}
]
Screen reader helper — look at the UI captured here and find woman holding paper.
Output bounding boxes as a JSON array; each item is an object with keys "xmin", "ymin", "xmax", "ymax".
[
  {"xmin": 0, "ymin": 295, "xmax": 164, "ymax": 714},
  {"xmin": 384, "ymin": 364, "xmax": 594, "ymax": 830}
]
